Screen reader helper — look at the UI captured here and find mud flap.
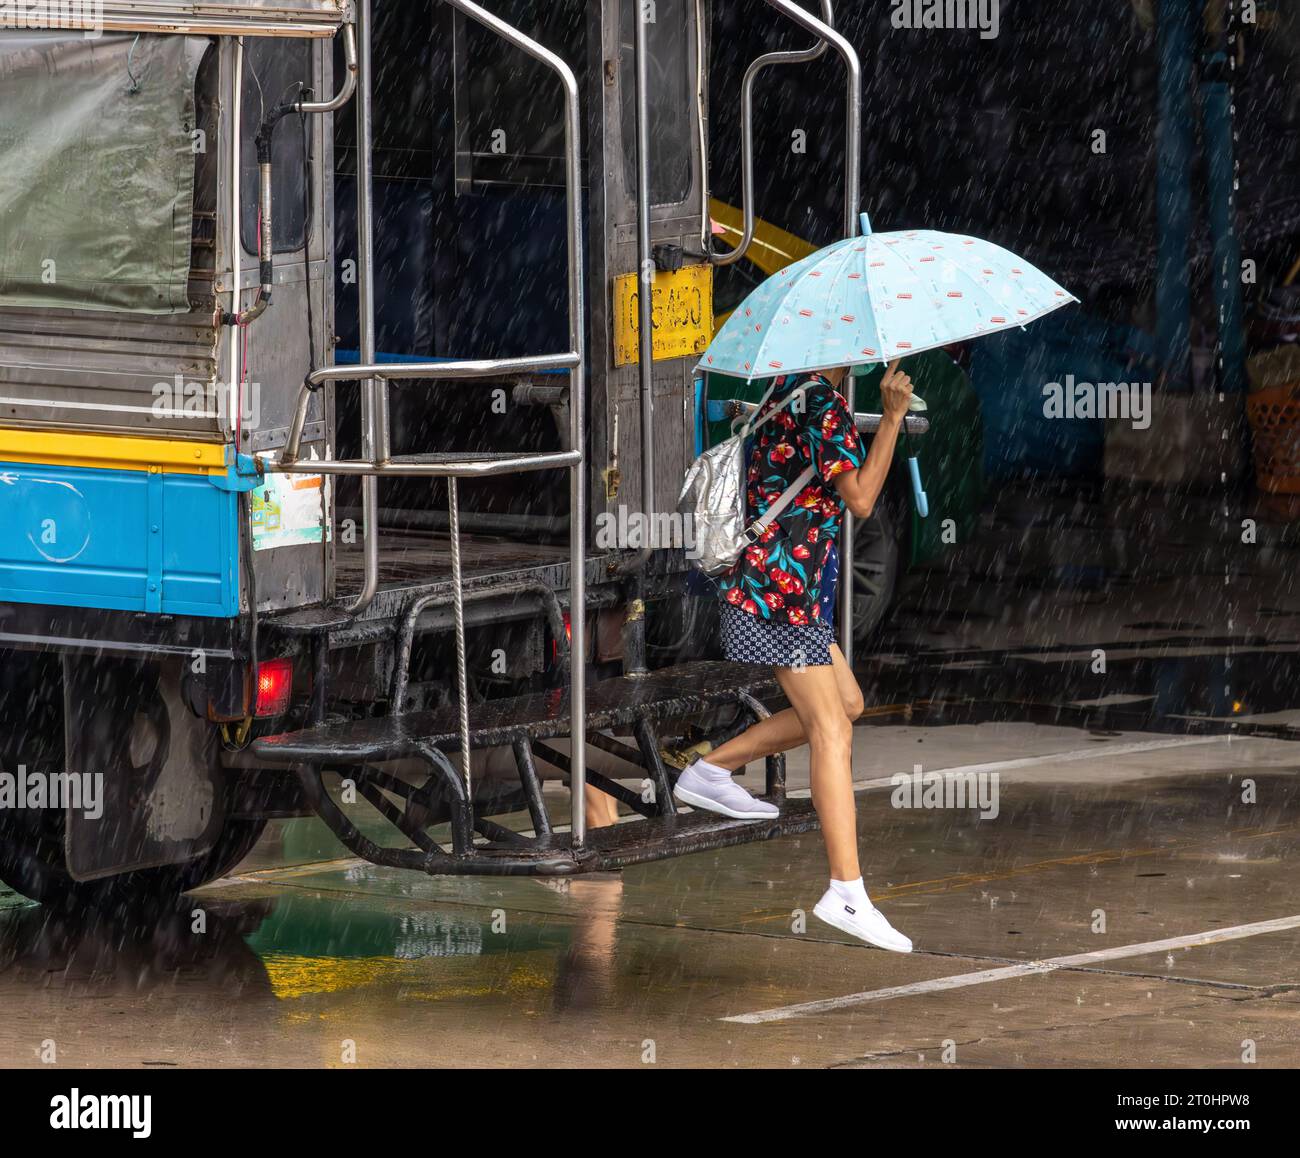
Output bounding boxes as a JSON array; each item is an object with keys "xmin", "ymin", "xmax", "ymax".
[{"xmin": 63, "ymin": 655, "xmax": 224, "ymax": 881}]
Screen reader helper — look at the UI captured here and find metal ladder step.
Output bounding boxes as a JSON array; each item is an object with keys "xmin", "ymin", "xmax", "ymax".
[
  {"xmin": 254, "ymin": 660, "xmax": 776, "ymax": 763},
  {"xmin": 252, "ymin": 659, "xmax": 807, "ymax": 876}
]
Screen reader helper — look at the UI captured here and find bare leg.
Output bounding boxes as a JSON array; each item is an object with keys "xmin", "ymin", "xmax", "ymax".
[
  {"xmin": 585, "ymin": 784, "xmax": 620, "ymax": 829},
  {"xmin": 773, "ymin": 660, "xmax": 859, "ymax": 881},
  {"xmin": 704, "ymin": 706, "xmax": 805, "ymax": 772},
  {"xmin": 707, "ymin": 645, "xmax": 864, "ymax": 772}
]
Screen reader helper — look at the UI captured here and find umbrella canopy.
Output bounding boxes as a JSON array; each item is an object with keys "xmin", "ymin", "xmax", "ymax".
[{"xmin": 700, "ymin": 214, "xmax": 1077, "ymax": 381}]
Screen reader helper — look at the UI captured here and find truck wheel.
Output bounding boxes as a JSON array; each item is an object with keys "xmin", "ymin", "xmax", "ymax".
[
  {"xmin": 850, "ymin": 501, "xmax": 901, "ymax": 643},
  {"xmin": 0, "ymin": 811, "xmax": 267, "ymax": 910}
]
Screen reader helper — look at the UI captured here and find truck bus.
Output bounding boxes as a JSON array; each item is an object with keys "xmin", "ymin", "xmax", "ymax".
[{"xmin": 0, "ymin": 0, "xmax": 972, "ymax": 904}]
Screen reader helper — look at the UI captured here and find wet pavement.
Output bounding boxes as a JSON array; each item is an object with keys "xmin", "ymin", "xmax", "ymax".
[
  {"xmin": 0, "ymin": 722, "xmax": 1295, "ymax": 1068},
  {"xmin": 0, "ymin": 487, "xmax": 1297, "ymax": 1068}
]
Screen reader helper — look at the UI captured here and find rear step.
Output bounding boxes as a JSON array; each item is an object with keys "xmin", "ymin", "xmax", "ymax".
[{"xmin": 253, "ymin": 660, "xmax": 819, "ymax": 875}]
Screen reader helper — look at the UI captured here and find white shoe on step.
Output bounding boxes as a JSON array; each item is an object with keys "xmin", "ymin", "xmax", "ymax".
[{"xmin": 672, "ymin": 761, "xmax": 779, "ymax": 820}]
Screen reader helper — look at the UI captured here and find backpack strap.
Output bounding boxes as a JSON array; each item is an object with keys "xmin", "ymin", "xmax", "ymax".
[
  {"xmin": 730, "ymin": 379, "xmax": 780, "ymax": 439},
  {"xmin": 740, "ymin": 463, "xmax": 818, "ymax": 546},
  {"xmin": 733, "ymin": 373, "xmax": 831, "ymax": 546},
  {"xmin": 732, "ymin": 373, "xmax": 825, "ymax": 439}
]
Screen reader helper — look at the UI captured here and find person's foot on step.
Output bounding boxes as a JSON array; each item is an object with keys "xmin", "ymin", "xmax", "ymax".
[{"xmin": 672, "ymin": 759, "xmax": 779, "ymax": 819}]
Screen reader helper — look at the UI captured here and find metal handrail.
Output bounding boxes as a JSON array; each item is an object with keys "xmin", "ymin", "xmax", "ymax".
[
  {"xmin": 311, "ymin": 352, "xmax": 579, "ymax": 385},
  {"xmin": 706, "ymin": 0, "xmax": 834, "ymax": 266},
  {"xmin": 280, "ymin": 353, "xmax": 579, "ymax": 462},
  {"xmin": 446, "ymin": 0, "xmax": 587, "ymax": 845},
  {"xmin": 277, "ymin": 450, "xmax": 582, "ymax": 477},
  {"xmin": 269, "ymin": 0, "xmax": 590, "ymax": 845},
  {"xmin": 723, "ymin": 399, "xmax": 930, "ymax": 437},
  {"xmin": 633, "ymin": 0, "xmax": 656, "ymax": 521},
  {"xmin": 298, "ymin": 21, "xmax": 359, "ymax": 113},
  {"xmin": 350, "ymin": 0, "xmax": 380, "ymax": 614},
  {"xmin": 389, "ymin": 581, "xmax": 569, "ymax": 714}
]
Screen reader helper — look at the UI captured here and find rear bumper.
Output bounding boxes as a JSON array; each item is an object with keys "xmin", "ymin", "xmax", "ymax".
[{"xmin": 0, "ymin": 600, "xmax": 243, "ymax": 660}]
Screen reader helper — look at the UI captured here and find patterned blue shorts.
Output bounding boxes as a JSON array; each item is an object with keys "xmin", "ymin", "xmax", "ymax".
[
  {"xmin": 819, "ymin": 543, "xmax": 838, "ymax": 630},
  {"xmin": 719, "ymin": 604, "xmax": 837, "ymax": 667}
]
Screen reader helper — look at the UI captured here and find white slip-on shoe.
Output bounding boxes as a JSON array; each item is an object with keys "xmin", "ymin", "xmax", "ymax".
[
  {"xmin": 672, "ymin": 762, "xmax": 779, "ymax": 820},
  {"xmin": 813, "ymin": 890, "xmax": 913, "ymax": 953}
]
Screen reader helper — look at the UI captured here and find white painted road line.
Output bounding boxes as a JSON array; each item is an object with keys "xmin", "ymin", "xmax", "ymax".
[
  {"xmin": 721, "ymin": 912, "xmax": 1300, "ymax": 1024},
  {"xmin": 785, "ymin": 734, "xmax": 1231, "ymax": 800}
]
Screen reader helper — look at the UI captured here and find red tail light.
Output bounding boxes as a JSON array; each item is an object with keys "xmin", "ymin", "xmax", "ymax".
[
  {"xmin": 254, "ymin": 658, "xmax": 294, "ymax": 717},
  {"xmin": 551, "ymin": 613, "xmax": 573, "ymax": 664}
]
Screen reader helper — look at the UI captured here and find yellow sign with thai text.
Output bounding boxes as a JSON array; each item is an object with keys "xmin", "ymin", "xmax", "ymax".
[{"xmin": 612, "ymin": 263, "xmax": 713, "ymax": 367}]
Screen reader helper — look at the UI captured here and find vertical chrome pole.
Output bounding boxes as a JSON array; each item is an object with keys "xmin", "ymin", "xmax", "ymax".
[
  {"xmin": 229, "ymin": 39, "xmax": 244, "ymax": 436},
  {"xmin": 346, "ymin": 0, "xmax": 381, "ymax": 614},
  {"xmin": 838, "ymin": 12, "xmax": 862, "ymax": 667},
  {"xmin": 693, "ymin": 0, "xmax": 710, "ymax": 255},
  {"xmin": 767, "ymin": 0, "xmax": 860, "ymax": 663},
  {"xmin": 562, "ymin": 44, "xmax": 588, "ymax": 848},
  {"xmin": 635, "ymin": 0, "xmax": 655, "ymax": 517}
]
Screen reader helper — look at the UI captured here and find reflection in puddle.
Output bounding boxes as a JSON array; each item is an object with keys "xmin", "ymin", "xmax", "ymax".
[
  {"xmin": 0, "ymin": 877, "xmax": 627, "ymax": 1022},
  {"xmin": 0, "ymin": 897, "xmax": 274, "ymax": 996}
]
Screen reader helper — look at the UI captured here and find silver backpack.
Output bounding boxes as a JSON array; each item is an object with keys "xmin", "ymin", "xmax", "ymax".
[{"xmin": 678, "ymin": 381, "xmax": 817, "ymax": 577}]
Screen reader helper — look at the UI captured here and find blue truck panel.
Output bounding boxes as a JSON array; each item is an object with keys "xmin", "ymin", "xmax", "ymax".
[{"xmin": 0, "ymin": 460, "xmax": 241, "ymax": 617}]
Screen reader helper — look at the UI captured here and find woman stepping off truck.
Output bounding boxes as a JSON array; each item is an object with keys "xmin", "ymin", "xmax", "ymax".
[{"xmin": 674, "ymin": 360, "xmax": 916, "ymax": 954}]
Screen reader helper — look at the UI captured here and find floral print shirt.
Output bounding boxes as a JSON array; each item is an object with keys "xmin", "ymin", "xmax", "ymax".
[{"xmin": 716, "ymin": 372, "xmax": 864, "ymax": 624}]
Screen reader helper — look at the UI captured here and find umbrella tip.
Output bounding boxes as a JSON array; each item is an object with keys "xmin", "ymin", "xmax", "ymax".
[{"xmin": 859, "ymin": 211, "xmax": 873, "ymax": 236}]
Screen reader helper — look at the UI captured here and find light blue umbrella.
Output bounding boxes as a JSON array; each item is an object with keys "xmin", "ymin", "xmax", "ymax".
[
  {"xmin": 701, "ymin": 213, "xmax": 1077, "ymax": 380},
  {"xmin": 699, "ymin": 213, "xmax": 1077, "ymax": 516}
]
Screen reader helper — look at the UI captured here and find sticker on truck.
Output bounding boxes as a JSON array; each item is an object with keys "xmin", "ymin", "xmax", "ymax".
[{"xmin": 251, "ymin": 453, "xmax": 324, "ymax": 551}]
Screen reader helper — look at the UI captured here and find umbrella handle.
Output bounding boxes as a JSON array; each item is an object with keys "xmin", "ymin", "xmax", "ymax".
[{"xmin": 907, "ymin": 456, "xmax": 929, "ymax": 519}]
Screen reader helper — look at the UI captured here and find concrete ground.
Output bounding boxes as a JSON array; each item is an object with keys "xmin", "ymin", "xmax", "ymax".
[
  {"xmin": 0, "ymin": 719, "xmax": 1295, "ymax": 1069},
  {"xmin": 0, "ymin": 486, "xmax": 1297, "ymax": 1068}
]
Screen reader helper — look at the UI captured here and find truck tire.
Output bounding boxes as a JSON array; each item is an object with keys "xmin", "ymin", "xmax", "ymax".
[{"xmin": 0, "ymin": 811, "xmax": 267, "ymax": 911}]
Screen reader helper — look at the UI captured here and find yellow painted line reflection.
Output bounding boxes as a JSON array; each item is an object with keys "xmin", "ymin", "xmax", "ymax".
[{"xmin": 261, "ymin": 953, "xmax": 552, "ymax": 1002}]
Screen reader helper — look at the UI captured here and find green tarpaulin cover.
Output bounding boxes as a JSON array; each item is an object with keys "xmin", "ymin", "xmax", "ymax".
[{"xmin": 0, "ymin": 32, "xmax": 206, "ymax": 313}]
